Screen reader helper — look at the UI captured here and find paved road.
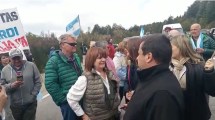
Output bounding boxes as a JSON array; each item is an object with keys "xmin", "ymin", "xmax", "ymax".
[
  {"xmin": 36, "ymin": 74, "xmax": 63, "ymax": 120},
  {"xmin": 36, "ymin": 74, "xmax": 215, "ymax": 120},
  {"xmin": 36, "ymin": 95, "xmax": 62, "ymax": 120},
  {"xmin": 209, "ymin": 97, "xmax": 215, "ymax": 120},
  {"xmin": 36, "ymin": 95, "xmax": 215, "ymax": 120}
]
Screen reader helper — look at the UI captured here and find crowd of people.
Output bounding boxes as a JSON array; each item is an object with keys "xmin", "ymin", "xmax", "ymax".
[{"xmin": 1, "ymin": 22, "xmax": 215, "ymax": 120}]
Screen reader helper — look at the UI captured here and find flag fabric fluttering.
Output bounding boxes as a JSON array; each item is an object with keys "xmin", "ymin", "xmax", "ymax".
[
  {"xmin": 140, "ymin": 26, "xmax": 144, "ymax": 37},
  {"xmin": 66, "ymin": 15, "xmax": 81, "ymax": 38}
]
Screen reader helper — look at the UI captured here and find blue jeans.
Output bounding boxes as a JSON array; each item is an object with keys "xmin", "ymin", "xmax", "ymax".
[{"xmin": 60, "ymin": 102, "xmax": 78, "ymax": 120}]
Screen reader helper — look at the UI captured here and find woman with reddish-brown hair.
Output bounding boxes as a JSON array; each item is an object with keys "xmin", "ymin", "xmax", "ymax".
[{"xmin": 67, "ymin": 47, "xmax": 120, "ymax": 120}]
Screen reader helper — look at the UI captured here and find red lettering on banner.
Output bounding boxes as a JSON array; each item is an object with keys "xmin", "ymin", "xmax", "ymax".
[
  {"xmin": 2, "ymin": 41, "xmax": 12, "ymax": 51},
  {"xmin": 8, "ymin": 40, "xmax": 16, "ymax": 48},
  {"xmin": 20, "ymin": 36, "xmax": 28, "ymax": 47},
  {"xmin": 14, "ymin": 36, "xmax": 28, "ymax": 47},
  {"xmin": 14, "ymin": 38, "xmax": 19, "ymax": 44},
  {"xmin": 0, "ymin": 35, "xmax": 29, "ymax": 53},
  {"xmin": 1, "ymin": 40, "xmax": 17, "ymax": 51},
  {"xmin": 0, "ymin": 46, "xmax": 6, "ymax": 52}
]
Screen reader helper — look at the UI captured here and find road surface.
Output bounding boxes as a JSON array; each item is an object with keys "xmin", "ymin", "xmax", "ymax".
[{"xmin": 36, "ymin": 74, "xmax": 215, "ymax": 120}]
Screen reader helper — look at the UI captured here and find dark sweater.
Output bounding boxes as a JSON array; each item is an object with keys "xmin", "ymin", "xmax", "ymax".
[{"xmin": 124, "ymin": 64, "xmax": 184, "ymax": 120}]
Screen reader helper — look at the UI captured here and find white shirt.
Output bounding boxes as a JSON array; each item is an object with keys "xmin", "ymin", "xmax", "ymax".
[{"xmin": 67, "ymin": 71, "xmax": 110, "ymax": 116}]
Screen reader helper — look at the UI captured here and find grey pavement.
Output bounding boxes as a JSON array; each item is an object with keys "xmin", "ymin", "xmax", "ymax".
[
  {"xmin": 36, "ymin": 74, "xmax": 215, "ymax": 120},
  {"xmin": 36, "ymin": 74, "xmax": 63, "ymax": 120},
  {"xmin": 36, "ymin": 95, "xmax": 62, "ymax": 120},
  {"xmin": 209, "ymin": 97, "xmax": 215, "ymax": 120}
]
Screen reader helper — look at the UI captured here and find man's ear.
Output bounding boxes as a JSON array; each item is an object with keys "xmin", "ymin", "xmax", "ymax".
[{"xmin": 145, "ymin": 52, "xmax": 153, "ymax": 63}]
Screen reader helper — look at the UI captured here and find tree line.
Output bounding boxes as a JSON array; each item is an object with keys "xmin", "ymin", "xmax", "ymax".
[{"xmin": 26, "ymin": 1, "xmax": 215, "ymax": 72}]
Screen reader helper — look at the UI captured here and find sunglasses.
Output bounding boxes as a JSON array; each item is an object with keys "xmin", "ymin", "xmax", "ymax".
[{"xmin": 63, "ymin": 42, "xmax": 77, "ymax": 47}]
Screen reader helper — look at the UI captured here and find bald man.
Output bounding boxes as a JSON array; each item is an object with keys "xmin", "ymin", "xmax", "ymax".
[
  {"xmin": 168, "ymin": 29, "xmax": 182, "ymax": 38},
  {"xmin": 190, "ymin": 23, "xmax": 215, "ymax": 60}
]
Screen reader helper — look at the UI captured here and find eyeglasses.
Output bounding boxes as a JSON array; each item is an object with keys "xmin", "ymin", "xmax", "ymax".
[{"xmin": 63, "ymin": 42, "xmax": 77, "ymax": 47}]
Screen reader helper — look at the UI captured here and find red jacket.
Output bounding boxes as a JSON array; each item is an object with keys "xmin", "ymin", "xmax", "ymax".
[{"xmin": 108, "ymin": 43, "xmax": 115, "ymax": 59}]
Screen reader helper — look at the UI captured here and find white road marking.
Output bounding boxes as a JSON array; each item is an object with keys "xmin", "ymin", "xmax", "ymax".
[{"xmin": 42, "ymin": 94, "xmax": 50, "ymax": 99}]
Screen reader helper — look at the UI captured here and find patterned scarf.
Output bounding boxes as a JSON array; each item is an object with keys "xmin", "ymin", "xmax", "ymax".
[{"xmin": 190, "ymin": 33, "xmax": 203, "ymax": 50}]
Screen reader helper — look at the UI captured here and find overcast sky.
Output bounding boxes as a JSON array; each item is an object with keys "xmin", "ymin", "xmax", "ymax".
[{"xmin": 0, "ymin": 0, "xmax": 196, "ymax": 37}]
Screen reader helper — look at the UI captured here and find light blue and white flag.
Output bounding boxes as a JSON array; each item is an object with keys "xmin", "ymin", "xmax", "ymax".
[
  {"xmin": 140, "ymin": 26, "xmax": 144, "ymax": 37},
  {"xmin": 66, "ymin": 15, "xmax": 81, "ymax": 38}
]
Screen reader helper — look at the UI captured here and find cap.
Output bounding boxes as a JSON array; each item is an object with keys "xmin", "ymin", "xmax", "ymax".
[{"xmin": 9, "ymin": 48, "xmax": 23, "ymax": 58}]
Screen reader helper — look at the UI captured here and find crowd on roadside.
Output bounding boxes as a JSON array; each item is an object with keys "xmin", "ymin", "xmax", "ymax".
[{"xmin": 1, "ymin": 22, "xmax": 215, "ymax": 120}]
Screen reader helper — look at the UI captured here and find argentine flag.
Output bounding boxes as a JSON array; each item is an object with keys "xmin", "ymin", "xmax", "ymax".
[
  {"xmin": 66, "ymin": 15, "xmax": 81, "ymax": 38},
  {"xmin": 140, "ymin": 26, "xmax": 144, "ymax": 37}
]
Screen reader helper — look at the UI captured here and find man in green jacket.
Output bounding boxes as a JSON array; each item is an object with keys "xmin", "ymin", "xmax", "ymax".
[
  {"xmin": 190, "ymin": 23, "xmax": 215, "ymax": 61},
  {"xmin": 45, "ymin": 34, "xmax": 82, "ymax": 120}
]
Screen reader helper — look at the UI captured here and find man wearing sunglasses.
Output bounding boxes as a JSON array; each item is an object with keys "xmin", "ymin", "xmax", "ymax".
[{"xmin": 45, "ymin": 34, "xmax": 82, "ymax": 120}]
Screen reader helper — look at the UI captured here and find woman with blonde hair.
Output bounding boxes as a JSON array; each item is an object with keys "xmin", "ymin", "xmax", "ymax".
[{"xmin": 170, "ymin": 35, "xmax": 215, "ymax": 120}]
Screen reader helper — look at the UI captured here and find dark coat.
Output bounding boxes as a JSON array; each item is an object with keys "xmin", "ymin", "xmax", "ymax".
[
  {"xmin": 124, "ymin": 63, "xmax": 139, "ymax": 92},
  {"xmin": 190, "ymin": 33, "xmax": 215, "ymax": 61},
  {"xmin": 124, "ymin": 64, "xmax": 184, "ymax": 120},
  {"xmin": 183, "ymin": 62, "xmax": 215, "ymax": 120}
]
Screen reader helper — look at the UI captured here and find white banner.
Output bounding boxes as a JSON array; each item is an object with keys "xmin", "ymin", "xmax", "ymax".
[{"xmin": 0, "ymin": 8, "xmax": 29, "ymax": 54}]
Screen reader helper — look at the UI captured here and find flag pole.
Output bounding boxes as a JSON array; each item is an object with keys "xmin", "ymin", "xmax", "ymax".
[{"xmin": 78, "ymin": 15, "xmax": 85, "ymax": 67}]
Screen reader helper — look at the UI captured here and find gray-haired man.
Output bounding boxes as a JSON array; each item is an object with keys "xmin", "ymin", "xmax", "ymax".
[{"xmin": 45, "ymin": 34, "xmax": 82, "ymax": 120}]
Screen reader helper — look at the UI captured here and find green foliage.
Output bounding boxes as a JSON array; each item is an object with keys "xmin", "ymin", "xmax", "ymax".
[
  {"xmin": 26, "ymin": 1, "xmax": 215, "ymax": 72},
  {"xmin": 26, "ymin": 33, "xmax": 59, "ymax": 72},
  {"xmin": 184, "ymin": 1, "xmax": 200, "ymax": 18},
  {"xmin": 182, "ymin": 1, "xmax": 215, "ymax": 29}
]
